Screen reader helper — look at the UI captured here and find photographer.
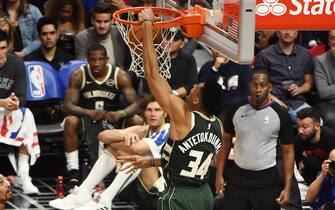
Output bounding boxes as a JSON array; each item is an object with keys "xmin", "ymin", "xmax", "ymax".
[
  {"xmin": 0, "ymin": 174, "xmax": 11, "ymax": 210},
  {"xmin": 306, "ymin": 149, "xmax": 335, "ymax": 210},
  {"xmin": 295, "ymin": 107, "xmax": 335, "ymax": 185}
]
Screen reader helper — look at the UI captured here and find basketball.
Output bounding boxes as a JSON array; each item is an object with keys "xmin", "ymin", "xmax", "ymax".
[{"xmin": 127, "ymin": 25, "xmax": 163, "ymax": 51}]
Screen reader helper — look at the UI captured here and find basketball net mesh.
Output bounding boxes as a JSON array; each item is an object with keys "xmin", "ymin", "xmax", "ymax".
[{"xmin": 115, "ymin": 12, "xmax": 178, "ymax": 79}]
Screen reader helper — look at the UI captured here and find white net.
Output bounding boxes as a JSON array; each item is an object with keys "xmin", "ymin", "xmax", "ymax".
[{"xmin": 114, "ymin": 10, "xmax": 179, "ymax": 79}]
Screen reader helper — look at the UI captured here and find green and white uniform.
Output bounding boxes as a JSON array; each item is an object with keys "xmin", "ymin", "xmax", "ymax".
[
  {"xmin": 79, "ymin": 63, "xmax": 120, "ymax": 112},
  {"xmin": 78, "ymin": 64, "xmax": 121, "ymax": 162},
  {"xmin": 160, "ymin": 111, "xmax": 222, "ymax": 210}
]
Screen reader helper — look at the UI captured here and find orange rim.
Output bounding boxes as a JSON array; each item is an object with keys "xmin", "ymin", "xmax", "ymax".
[{"xmin": 113, "ymin": 7, "xmax": 184, "ymax": 29}]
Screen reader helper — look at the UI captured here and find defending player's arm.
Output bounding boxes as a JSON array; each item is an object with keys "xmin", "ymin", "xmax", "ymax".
[
  {"xmin": 98, "ymin": 125, "xmax": 148, "ymax": 145},
  {"xmin": 139, "ymin": 8, "xmax": 191, "ymax": 139},
  {"xmin": 64, "ymin": 69, "xmax": 104, "ymax": 120},
  {"xmin": 110, "ymin": 138, "xmax": 155, "ymax": 156}
]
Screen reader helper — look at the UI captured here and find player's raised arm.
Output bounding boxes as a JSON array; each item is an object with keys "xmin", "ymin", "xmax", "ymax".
[
  {"xmin": 140, "ymin": 9, "xmax": 175, "ymax": 109},
  {"xmin": 139, "ymin": 8, "xmax": 191, "ymax": 138}
]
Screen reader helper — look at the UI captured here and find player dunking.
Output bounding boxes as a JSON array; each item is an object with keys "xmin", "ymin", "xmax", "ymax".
[{"xmin": 118, "ymin": 8, "xmax": 224, "ymax": 210}]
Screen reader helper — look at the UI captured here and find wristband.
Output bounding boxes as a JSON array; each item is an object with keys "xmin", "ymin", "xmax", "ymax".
[
  {"xmin": 151, "ymin": 158, "xmax": 155, "ymax": 167},
  {"xmin": 141, "ymin": 19, "xmax": 152, "ymax": 24},
  {"xmin": 116, "ymin": 110, "xmax": 128, "ymax": 118},
  {"xmin": 172, "ymin": 90, "xmax": 179, "ymax": 96}
]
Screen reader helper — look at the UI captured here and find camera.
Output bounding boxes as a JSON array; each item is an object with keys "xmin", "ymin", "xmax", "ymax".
[{"xmin": 328, "ymin": 160, "xmax": 335, "ymax": 175}]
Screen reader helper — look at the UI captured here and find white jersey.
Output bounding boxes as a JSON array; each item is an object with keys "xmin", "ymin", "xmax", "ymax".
[
  {"xmin": 144, "ymin": 123, "xmax": 170, "ymax": 193},
  {"xmin": 145, "ymin": 123, "xmax": 170, "ymax": 158}
]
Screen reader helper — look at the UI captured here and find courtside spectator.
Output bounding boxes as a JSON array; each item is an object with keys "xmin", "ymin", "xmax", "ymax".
[
  {"xmin": 0, "ymin": 174, "xmax": 11, "ymax": 210},
  {"xmin": 74, "ymin": 2, "xmax": 129, "ymax": 70},
  {"xmin": 198, "ymin": 49, "xmax": 251, "ymax": 116},
  {"xmin": 25, "ymin": 17, "xmax": 74, "ymax": 71},
  {"xmin": 254, "ymin": 30, "xmax": 314, "ymax": 122},
  {"xmin": 0, "ymin": 0, "xmax": 42, "ymax": 57},
  {"xmin": 45, "ymin": 0, "xmax": 85, "ymax": 33},
  {"xmin": 0, "ymin": 18, "xmax": 15, "ymax": 52},
  {"xmin": 45, "ymin": 0, "xmax": 85, "ymax": 55},
  {"xmin": 305, "ymin": 149, "xmax": 335, "ymax": 210},
  {"xmin": 166, "ymin": 30, "xmax": 198, "ymax": 98},
  {"xmin": 0, "ymin": 31, "xmax": 40, "ymax": 195},
  {"xmin": 295, "ymin": 107, "xmax": 335, "ymax": 185},
  {"xmin": 314, "ymin": 30, "xmax": 335, "ymax": 129}
]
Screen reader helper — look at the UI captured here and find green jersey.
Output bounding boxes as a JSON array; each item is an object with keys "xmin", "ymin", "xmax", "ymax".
[
  {"xmin": 79, "ymin": 64, "xmax": 120, "ymax": 111},
  {"xmin": 161, "ymin": 111, "xmax": 222, "ymax": 187}
]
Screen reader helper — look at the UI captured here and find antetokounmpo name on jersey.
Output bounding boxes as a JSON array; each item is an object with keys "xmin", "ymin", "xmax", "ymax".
[
  {"xmin": 178, "ymin": 132, "xmax": 222, "ymax": 154},
  {"xmin": 83, "ymin": 90, "xmax": 116, "ymax": 100}
]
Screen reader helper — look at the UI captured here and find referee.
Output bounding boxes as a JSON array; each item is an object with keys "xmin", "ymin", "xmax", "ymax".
[{"xmin": 215, "ymin": 69, "xmax": 295, "ymax": 210}]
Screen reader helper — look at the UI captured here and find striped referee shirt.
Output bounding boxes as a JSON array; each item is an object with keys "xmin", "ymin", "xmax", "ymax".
[{"xmin": 224, "ymin": 99, "xmax": 294, "ymax": 171}]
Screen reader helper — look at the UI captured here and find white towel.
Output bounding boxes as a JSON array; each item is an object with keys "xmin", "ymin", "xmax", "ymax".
[{"xmin": 0, "ymin": 107, "xmax": 40, "ymax": 165}]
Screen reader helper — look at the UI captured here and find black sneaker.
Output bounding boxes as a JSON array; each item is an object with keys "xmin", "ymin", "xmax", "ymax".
[{"xmin": 65, "ymin": 169, "xmax": 80, "ymax": 193}]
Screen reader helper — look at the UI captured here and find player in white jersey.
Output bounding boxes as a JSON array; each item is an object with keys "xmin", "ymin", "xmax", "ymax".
[{"xmin": 49, "ymin": 99, "xmax": 169, "ymax": 210}]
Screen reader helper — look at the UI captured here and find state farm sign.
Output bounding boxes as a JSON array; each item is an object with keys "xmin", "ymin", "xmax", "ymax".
[{"xmin": 255, "ymin": 0, "xmax": 335, "ymax": 30}]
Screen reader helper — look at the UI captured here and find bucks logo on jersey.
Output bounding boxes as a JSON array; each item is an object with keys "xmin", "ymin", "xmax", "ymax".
[
  {"xmin": 79, "ymin": 64, "xmax": 120, "ymax": 111},
  {"xmin": 161, "ymin": 112, "xmax": 222, "ymax": 186}
]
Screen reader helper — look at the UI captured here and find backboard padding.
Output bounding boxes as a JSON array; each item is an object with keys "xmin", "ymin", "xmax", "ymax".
[{"xmin": 157, "ymin": 0, "xmax": 256, "ymax": 64}]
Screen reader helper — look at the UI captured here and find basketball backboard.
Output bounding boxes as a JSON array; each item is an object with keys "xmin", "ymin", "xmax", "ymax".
[{"xmin": 156, "ymin": 0, "xmax": 256, "ymax": 64}]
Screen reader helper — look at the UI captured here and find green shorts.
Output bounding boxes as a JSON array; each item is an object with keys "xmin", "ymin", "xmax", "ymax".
[
  {"xmin": 158, "ymin": 183, "xmax": 213, "ymax": 210},
  {"xmin": 136, "ymin": 178, "xmax": 159, "ymax": 210}
]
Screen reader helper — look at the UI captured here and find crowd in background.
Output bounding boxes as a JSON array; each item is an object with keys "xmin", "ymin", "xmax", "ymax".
[{"xmin": 0, "ymin": 0, "xmax": 334, "ymax": 210}]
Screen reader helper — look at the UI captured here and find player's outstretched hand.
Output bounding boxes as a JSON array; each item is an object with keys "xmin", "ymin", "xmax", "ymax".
[
  {"xmin": 124, "ymin": 133, "xmax": 140, "ymax": 146},
  {"xmin": 117, "ymin": 155, "xmax": 152, "ymax": 173},
  {"xmin": 139, "ymin": 8, "xmax": 155, "ymax": 23}
]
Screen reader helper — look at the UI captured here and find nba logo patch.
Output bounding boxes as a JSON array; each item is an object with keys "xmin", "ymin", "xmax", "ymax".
[
  {"xmin": 29, "ymin": 65, "xmax": 45, "ymax": 97},
  {"xmin": 264, "ymin": 115, "xmax": 270, "ymax": 124},
  {"xmin": 106, "ymin": 79, "xmax": 114, "ymax": 87}
]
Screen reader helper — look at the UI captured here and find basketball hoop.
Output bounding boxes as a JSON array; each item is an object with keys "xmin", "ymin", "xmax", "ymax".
[{"xmin": 113, "ymin": 7, "xmax": 205, "ymax": 79}]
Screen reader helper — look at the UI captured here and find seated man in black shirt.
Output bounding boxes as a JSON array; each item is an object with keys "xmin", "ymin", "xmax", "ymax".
[
  {"xmin": 62, "ymin": 44, "xmax": 140, "ymax": 193},
  {"xmin": 142, "ymin": 29, "xmax": 198, "ymax": 97},
  {"xmin": 295, "ymin": 107, "xmax": 335, "ymax": 185},
  {"xmin": 25, "ymin": 17, "xmax": 75, "ymax": 123},
  {"xmin": 167, "ymin": 30, "xmax": 198, "ymax": 98},
  {"xmin": 25, "ymin": 17, "xmax": 74, "ymax": 71},
  {"xmin": 198, "ymin": 49, "xmax": 251, "ymax": 117}
]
